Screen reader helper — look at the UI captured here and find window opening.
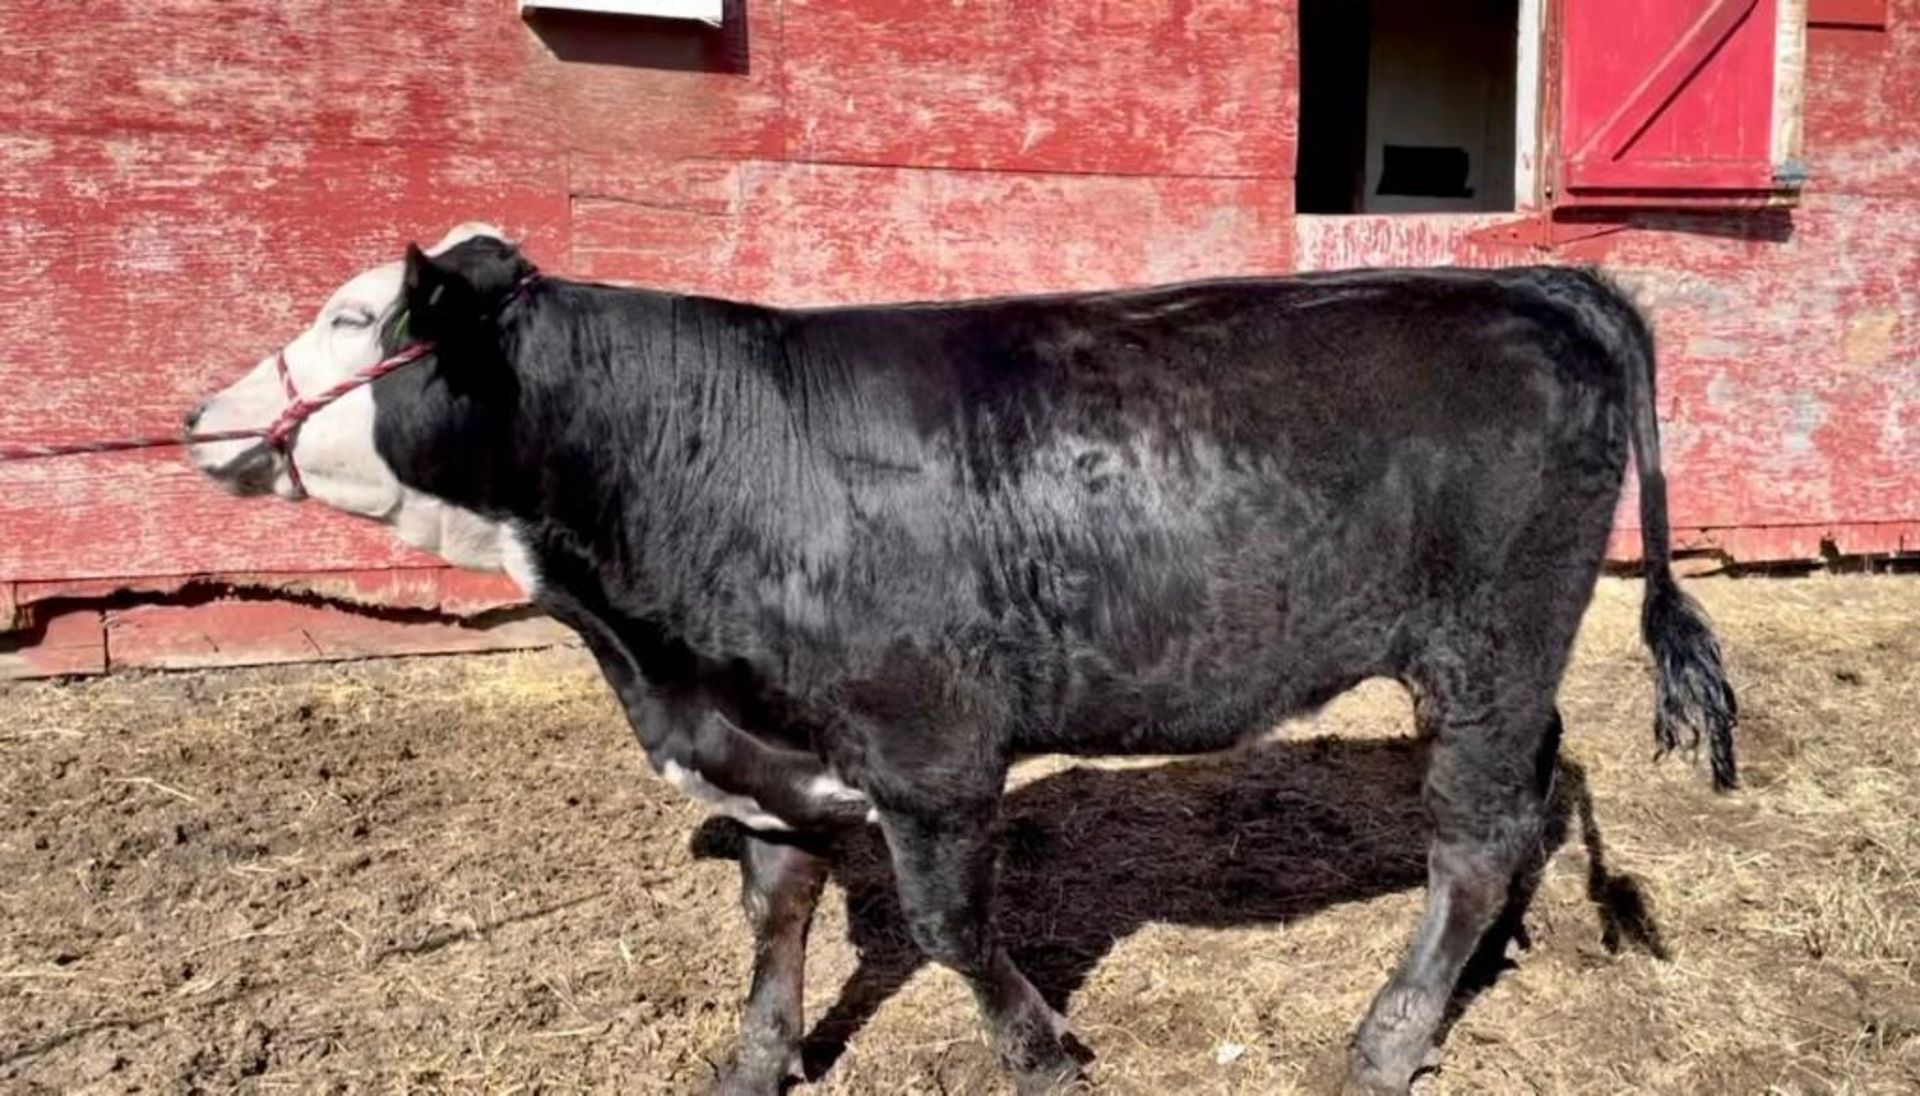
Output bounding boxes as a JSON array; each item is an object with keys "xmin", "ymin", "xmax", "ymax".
[{"xmin": 1297, "ymin": 0, "xmax": 1525, "ymax": 214}]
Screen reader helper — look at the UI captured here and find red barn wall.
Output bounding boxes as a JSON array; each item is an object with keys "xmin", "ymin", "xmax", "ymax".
[{"xmin": 1, "ymin": 1, "xmax": 1914, "ymax": 674}]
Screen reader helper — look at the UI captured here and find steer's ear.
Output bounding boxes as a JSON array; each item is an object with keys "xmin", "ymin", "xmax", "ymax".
[
  {"xmin": 401, "ymin": 237, "xmax": 536, "ymax": 347},
  {"xmin": 401, "ymin": 242, "xmax": 476, "ymax": 344}
]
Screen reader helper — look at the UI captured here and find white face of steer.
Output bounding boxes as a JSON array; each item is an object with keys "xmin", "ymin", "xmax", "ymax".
[{"xmin": 188, "ymin": 222, "xmax": 538, "ymax": 589}]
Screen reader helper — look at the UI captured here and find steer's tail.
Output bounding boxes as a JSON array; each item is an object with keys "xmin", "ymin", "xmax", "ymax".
[{"xmin": 1593, "ymin": 273, "xmax": 1739, "ymax": 790}]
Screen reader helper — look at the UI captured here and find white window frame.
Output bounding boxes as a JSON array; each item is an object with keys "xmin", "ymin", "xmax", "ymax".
[
  {"xmin": 519, "ymin": 0, "xmax": 722, "ymax": 25},
  {"xmin": 1514, "ymin": 0, "xmax": 1545, "ymax": 209},
  {"xmin": 1772, "ymin": 0, "xmax": 1809, "ymax": 188}
]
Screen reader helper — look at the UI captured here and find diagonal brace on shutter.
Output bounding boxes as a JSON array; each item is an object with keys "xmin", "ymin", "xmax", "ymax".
[{"xmin": 1568, "ymin": 0, "xmax": 1761, "ymax": 170}]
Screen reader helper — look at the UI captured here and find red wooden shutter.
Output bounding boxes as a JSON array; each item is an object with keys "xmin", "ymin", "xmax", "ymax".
[{"xmin": 1556, "ymin": 0, "xmax": 1807, "ymax": 206}]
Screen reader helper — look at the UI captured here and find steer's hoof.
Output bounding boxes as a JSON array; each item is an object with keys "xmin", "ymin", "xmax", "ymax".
[
  {"xmin": 712, "ymin": 1074, "xmax": 787, "ymax": 1096},
  {"xmin": 712, "ymin": 1072, "xmax": 780, "ymax": 1096},
  {"xmin": 1339, "ymin": 1040, "xmax": 1442, "ymax": 1096},
  {"xmin": 1003, "ymin": 1030, "xmax": 1091, "ymax": 1095},
  {"xmin": 1011, "ymin": 1058, "xmax": 1085, "ymax": 1096},
  {"xmin": 712, "ymin": 1052, "xmax": 801, "ymax": 1096},
  {"xmin": 1339, "ymin": 1070, "xmax": 1410, "ymax": 1096},
  {"xmin": 1297, "ymin": 1044, "xmax": 1395, "ymax": 1096}
]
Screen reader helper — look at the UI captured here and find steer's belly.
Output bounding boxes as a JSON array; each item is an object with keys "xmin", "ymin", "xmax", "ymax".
[{"xmin": 1025, "ymin": 631, "xmax": 1386, "ymax": 758}]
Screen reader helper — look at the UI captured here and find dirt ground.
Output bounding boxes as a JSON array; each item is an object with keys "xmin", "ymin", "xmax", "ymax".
[{"xmin": 2, "ymin": 576, "xmax": 1916, "ymax": 1094}]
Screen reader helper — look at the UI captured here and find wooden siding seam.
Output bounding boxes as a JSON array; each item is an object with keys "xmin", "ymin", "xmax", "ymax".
[
  {"xmin": 748, "ymin": 156, "xmax": 1299, "ymax": 184},
  {"xmin": 0, "ymin": 121, "xmax": 569, "ymax": 162}
]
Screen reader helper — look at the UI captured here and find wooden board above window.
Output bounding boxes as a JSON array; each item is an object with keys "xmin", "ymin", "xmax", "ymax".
[{"xmin": 1807, "ymin": 0, "xmax": 1889, "ymax": 28}]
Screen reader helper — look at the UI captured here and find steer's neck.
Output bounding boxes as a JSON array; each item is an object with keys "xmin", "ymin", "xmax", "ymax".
[{"xmin": 507, "ymin": 289, "xmax": 847, "ymax": 602}]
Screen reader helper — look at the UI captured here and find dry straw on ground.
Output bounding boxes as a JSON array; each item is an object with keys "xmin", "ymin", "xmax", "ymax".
[{"xmin": 1, "ymin": 576, "xmax": 1916, "ymax": 1093}]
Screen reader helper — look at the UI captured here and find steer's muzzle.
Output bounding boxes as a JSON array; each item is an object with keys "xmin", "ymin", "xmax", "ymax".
[{"xmin": 189, "ymin": 433, "xmax": 279, "ymax": 497}]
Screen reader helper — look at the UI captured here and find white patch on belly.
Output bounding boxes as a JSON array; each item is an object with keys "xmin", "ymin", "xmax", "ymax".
[
  {"xmin": 660, "ymin": 760, "xmax": 793, "ymax": 832},
  {"xmin": 656, "ymin": 764, "xmax": 879, "ymax": 830}
]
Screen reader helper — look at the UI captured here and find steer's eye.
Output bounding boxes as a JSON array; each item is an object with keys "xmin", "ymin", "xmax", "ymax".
[{"xmin": 331, "ymin": 309, "xmax": 376, "ymax": 330}]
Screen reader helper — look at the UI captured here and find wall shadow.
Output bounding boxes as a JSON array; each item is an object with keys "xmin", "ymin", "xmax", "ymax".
[
  {"xmin": 1557, "ymin": 206, "xmax": 1797, "ymax": 245},
  {"xmin": 692, "ymin": 737, "xmax": 1664, "ymax": 1081}
]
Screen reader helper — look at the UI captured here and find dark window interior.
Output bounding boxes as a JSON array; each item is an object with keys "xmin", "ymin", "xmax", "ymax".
[
  {"xmin": 1297, "ymin": 0, "xmax": 1519, "ymax": 214},
  {"xmin": 1297, "ymin": 1, "xmax": 1372, "ymax": 215},
  {"xmin": 1377, "ymin": 145, "xmax": 1474, "ymax": 198}
]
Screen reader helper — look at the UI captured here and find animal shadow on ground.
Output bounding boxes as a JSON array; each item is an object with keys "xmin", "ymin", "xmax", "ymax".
[{"xmin": 691, "ymin": 732, "xmax": 1667, "ymax": 1082}]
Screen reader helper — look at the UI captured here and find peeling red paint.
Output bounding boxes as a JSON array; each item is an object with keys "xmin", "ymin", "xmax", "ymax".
[
  {"xmin": 3, "ymin": 0, "xmax": 1917, "ymax": 673},
  {"xmin": 574, "ymin": 164, "xmax": 1295, "ymax": 303},
  {"xmin": 779, "ymin": 0, "xmax": 1297, "ymax": 177}
]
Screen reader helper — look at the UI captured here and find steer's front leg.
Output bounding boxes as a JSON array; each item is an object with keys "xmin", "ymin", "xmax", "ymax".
[
  {"xmin": 716, "ymin": 830, "xmax": 832, "ymax": 1096},
  {"xmin": 877, "ymin": 806, "xmax": 1080, "ymax": 1093}
]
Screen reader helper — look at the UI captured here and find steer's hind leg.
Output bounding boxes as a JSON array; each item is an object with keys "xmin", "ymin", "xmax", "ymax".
[
  {"xmin": 717, "ymin": 831, "xmax": 831, "ymax": 1096},
  {"xmin": 1350, "ymin": 471, "xmax": 1613, "ymax": 1093},
  {"xmin": 878, "ymin": 806, "xmax": 1079, "ymax": 1093},
  {"xmin": 1349, "ymin": 686, "xmax": 1558, "ymax": 1094}
]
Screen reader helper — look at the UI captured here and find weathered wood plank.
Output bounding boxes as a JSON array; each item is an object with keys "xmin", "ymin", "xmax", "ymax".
[
  {"xmin": 104, "ymin": 600, "xmax": 572, "ymax": 673},
  {"xmin": 573, "ymin": 161, "xmax": 1296, "ymax": 303},
  {"xmin": 1808, "ymin": 0, "xmax": 1892, "ymax": 29},
  {"xmin": 1803, "ymin": 0, "xmax": 1920, "ymax": 196},
  {"xmin": 0, "ymin": 0, "xmax": 783, "ymax": 162},
  {"xmin": 1297, "ymin": 188, "xmax": 1920, "ymax": 542},
  {"xmin": 1293, "ymin": 214, "xmax": 1544, "ymax": 271},
  {"xmin": 1587, "ymin": 192, "xmax": 1920, "ymax": 533},
  {"xmin": 1607, "ymin": 520, "xmax": 1920, "ymax": 561},
  {"xmin": 779, "ymin": 0, "xmax": 1296, "ymax": 177},
  {"xmin": 0, "ymin": 134, "xmax": 569, "ymax": 445},
  {"xmin": 0, "ymin": 453, "xmax": 426, "ymax": 582},
  {"xmin": 0, "ymin": 609, "xmax": 106, "ymax": 679},
  {"xmin": 0, "ymin": 1, "xmax": 541, "ymax": 150},
  {"xmin": 529, "ymin": 5, "xmax": 787, "ymax": 165},
  {"xmin": 0, "ymin": 133, "xmax": 569, "ymax": 584}
]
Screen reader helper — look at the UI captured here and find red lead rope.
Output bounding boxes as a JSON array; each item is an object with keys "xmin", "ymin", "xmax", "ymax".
[{"xmin": 0, "ymin": 341, "xmax": 437, "ymax": 495}]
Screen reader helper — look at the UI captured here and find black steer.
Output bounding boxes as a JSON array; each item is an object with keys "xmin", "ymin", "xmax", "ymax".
[{"xmin": 223, "ymin": 234, "xmax": 1741, "ymax": 1094}]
